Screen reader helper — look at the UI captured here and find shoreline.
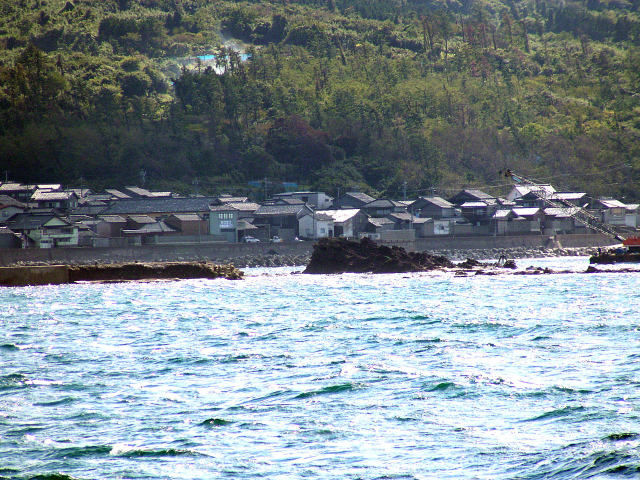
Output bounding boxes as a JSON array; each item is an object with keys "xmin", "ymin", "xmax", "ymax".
[{"xmin": 0, "ymin": 246, "xmax": 600, "ymax": 269}]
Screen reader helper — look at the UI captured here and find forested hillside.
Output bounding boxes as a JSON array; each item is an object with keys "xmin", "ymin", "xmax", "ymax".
[{"xmin": 1, "ymin": 0, "xmax": 639, "ymax": 199}]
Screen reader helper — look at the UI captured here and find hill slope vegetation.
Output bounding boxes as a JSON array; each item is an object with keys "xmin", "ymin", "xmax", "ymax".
[{"xmin": 1, "ymin": 0, "xmax": 639, "ymax": 199}]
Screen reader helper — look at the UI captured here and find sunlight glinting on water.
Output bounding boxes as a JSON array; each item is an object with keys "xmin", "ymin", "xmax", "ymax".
[{"xmin": 1, "ymin": 257, "xmax": 639, "ymax": 479}]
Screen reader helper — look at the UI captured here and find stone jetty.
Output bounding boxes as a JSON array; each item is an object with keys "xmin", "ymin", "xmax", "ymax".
[{"xmin": 0, "ymin": 262, "xmax": 243, "ymax": 286}]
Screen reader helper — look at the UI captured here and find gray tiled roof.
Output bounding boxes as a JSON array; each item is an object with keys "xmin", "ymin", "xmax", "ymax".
[
  {"xmin": 0, "ymin": 183, "xmax": 35, "ymax": 193},
  {"xmin": 344, "ymin": 192, "xmax": 376, "ymax": 204},
  {"xmin": 123, "ymin": 221, "xmax": 176, "ymax": 234},
  {"xmin": 462, "ymin": 189, "xmax": 494, "ymax": 199},
  {"xmin": 368, "ymin": 217, "xmax": 394, "ymax": 227},
  {"xmin": 104, "ymin": 189, "xmax": 131, "ymax": 199},
  {"xmin": 364, "ymin": 199, "xmax": 396, "ymax": 209},
  {"xmin": 98, "ymin": 215, "xmax": 127, "ymax": 223},
  {"xmin": 72, "ymin": 205, "xmax": 109, "ymax": 216},
  {"xmin": 6, "ymin": 213, "xmax": 69, "ymax": 230},
  {"xmin": 32, "ymin": 191, "xmax": 76, "ymax": 202},
  {"xmin": 102, "ymin": 197, "xmax": 219, "ymax": 215},
  {"xmin": 215, "ymin": 195, "xmax": 249, "ymax": 203},
  {"xmin": 169, "ymin": 213, "xmax": 202, "ymax": 221},
  {"xmin": 416, "ymin": 196, "xmax": 454, "ymax": 209},
  {"xmin": 209, "ymin": 204, "xmax": 239, "ymax": 212},
  {"xmin": 226, "ymin": 202, "xmax": 260, "ymax": 212},
  {"xmin": 387, "ymin": 212, "xmax": 414, "ymax": 221},
  {"xmin": 254, "ymin": 204, "xmax": 309, "ymax": 216},
  {"xmin": 127, "ymin": 215, "xmax": 157, "ymax": 224},
  {"xmin": 0, "ymin": 195, "xmax": 26, "ymax": 208}
]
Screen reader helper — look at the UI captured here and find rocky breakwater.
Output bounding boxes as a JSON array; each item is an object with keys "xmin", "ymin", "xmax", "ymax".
[
  {"xmin": 0, "ymin": 262, "xmax": 243, "ymax": 286},
  {"xmin": 68, "ymin": 262, "xmax": 243, "ymax": 282},
  {"xmin": 303, "ymin": 237, "xmax": 454, "ymax": 274}
]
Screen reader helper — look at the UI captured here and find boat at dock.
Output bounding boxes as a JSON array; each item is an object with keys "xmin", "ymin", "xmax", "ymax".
[{"xmin": 590, "ymin": 237, "xmax": 640, "ymax": 264}]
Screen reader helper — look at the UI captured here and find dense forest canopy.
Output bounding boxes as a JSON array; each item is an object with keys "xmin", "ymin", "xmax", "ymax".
[{"xmin": 1, "ymin": 0, "xmax": 639, "ymax": 200}]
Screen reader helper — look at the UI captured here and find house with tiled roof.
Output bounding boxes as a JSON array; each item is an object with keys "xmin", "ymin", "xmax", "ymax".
[
  {"xmin": 223, "ymin": 202, "xmax": 260, "ymax": 219},
  {"xmin": 361, "ymin": 199, "xmax": 406, "ymax": 217},
  {"xmin": 101, "ymin": 197, "xmax": 219, "ymax": 218},
  {"xmin": 273, "ymin": 191, "xmax": 333, "ymax": 209},
  {"xmin": 449, "ymin": 189, "xmax": 496, "ymax": 205},
  {"xmin": 332, "ymin": 192, "xmax": 376, "ymax": 209},
  {"xmin": 31, "ymin": 190, "xmax": 78, "ymax": 211},
  {"xmin": 0, "ymin": 183, "xmax": 37, "ymax": 203},
  {"xmin": 5, "ymin": 212, "xmax": 78, "ymax": 248},
  {"xmin": 122, "ymin": 220, "xmax": 178, "ymax": 244},
  {"xmin": 506, "ymin": 184, "xmax": 556, "ymax": 203},
  {"xmin": 364, "ymin": 217, "xmax": 395, "ymax": 233},
  {"xmin": 543, "ymin": 207, "xmax": 580, "ymax": 234},
  {"xmin": 165, "ymin": 214, "xmax": 207, "ymax": 236},
  {"xmin": 252, "ymin": 203, "xmax": 313, "ymax": 240},
  {"xmin": 96, "ymin": 215, "xmax": 127, "ymax": 238},
  {"xmin": 410, "ymin": 196, "xmax": 457, "ymax": 219},
  {"xmin": 589, "ymin": 198, "xmax": 627, "ymax": 226}
]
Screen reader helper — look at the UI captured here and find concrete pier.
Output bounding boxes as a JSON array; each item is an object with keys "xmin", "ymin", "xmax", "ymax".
[{"xmin": 0, "ymin": 265, "xmax": 69, "ymax": 286}]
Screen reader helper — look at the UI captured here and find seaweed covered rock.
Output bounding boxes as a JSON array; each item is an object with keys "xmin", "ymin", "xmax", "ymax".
[{"xmin": 303, "ymin": 237, "xmax": 454, "ymax": 274}]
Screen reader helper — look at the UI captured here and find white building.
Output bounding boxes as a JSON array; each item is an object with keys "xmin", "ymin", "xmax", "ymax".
[
  {"xmin": 298, "ymin": 212, "xmax": 334, "ymax": 239},
  {"xmin": 273, "ymin": 191, "xmax": 333, "ymax": 209},
  {"xmin": 314, "ymin": 209, "xmax": 368, "ymax": 238}
]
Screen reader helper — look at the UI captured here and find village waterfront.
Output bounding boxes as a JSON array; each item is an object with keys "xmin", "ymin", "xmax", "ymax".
[{"xmin": 2, "ymin": 256, "xmax": 640, "ymax": 479}]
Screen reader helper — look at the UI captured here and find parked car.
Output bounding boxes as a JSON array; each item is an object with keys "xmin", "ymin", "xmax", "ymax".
[
  {"xmin": 270, "ymin": 236, "xmax": 283, "ymax": 243},
  {"xmin": 242, "ymin": 236, "xmax": 260, "ymax": 243}
]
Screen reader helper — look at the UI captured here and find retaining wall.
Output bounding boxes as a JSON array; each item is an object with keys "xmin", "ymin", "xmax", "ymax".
[
  {"xmin": 0, "ymin": 233, "xmax": 618, "ymax": 266},
  {"xmin": 414, "ymin": 233, "xmax": 617, "ymax": 251},
  {"xmin": 0, "ymin": 242, "xmax": 314, "ymax": 266}
]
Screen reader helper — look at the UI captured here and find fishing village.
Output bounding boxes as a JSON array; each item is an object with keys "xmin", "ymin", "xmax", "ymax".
[{"xmin": 0, "ymin": 172, "xmax": 637, "ymax": 285}]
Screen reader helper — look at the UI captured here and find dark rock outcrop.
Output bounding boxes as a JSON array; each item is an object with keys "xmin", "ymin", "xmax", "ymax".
[{"xmin": 303, "ymin": 237, "xmax": 454, "ymax": 274}]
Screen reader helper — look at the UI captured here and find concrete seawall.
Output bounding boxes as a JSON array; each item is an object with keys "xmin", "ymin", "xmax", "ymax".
[
  {"xmin": 0, "ymin": 242, "xmax": 314, "ymax": 267},
  {"xmin": 0, "ymin": 265, "xmax": 69, "ymax": 286},
  {"xmin": 415, "ymin": 233, "xmax": 617, "ymax": 251},
  {"xmin": 0, "ymin": 233, "xmax": 617, "ymax": 267}
]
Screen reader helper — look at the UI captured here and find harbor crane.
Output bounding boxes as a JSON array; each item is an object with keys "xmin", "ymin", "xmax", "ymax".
[{"xmin": 501, "ymin": 169, "xmax": 634, "ymax": 244}]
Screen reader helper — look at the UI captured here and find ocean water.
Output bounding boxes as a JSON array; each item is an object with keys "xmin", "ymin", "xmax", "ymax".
[{"xmin": 1, "ymin": 257, "xmax": 639, "ymax": 480}]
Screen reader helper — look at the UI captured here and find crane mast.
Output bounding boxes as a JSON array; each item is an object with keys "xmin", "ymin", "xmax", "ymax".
[{"xmin": 501, "ymin": 169, "xmax": 626, "ymax": 242}]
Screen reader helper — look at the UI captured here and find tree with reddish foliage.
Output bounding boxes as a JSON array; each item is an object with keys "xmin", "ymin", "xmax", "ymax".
[{"xmin": 265, "ymin": 115, "xmax": 335, "ymax": 177}]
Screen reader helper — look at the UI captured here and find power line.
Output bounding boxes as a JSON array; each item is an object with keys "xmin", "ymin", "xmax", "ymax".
[{"xmin": 401, "ymin": 162, "xmax": 633, "ymax": 198}]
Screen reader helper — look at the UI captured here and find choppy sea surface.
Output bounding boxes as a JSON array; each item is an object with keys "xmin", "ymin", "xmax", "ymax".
[{"xmin": 1, "ymin": 256, "xmax": 640, "ymax": 480}]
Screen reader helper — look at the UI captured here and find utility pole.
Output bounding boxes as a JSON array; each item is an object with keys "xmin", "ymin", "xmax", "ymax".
[
  {"xmin": 264, "ymin": 177, "xmax": 268, "ymax": 201},
  {"xmin": 402, "ymin": 181, "xmax": 408, "ymax": 201}
]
